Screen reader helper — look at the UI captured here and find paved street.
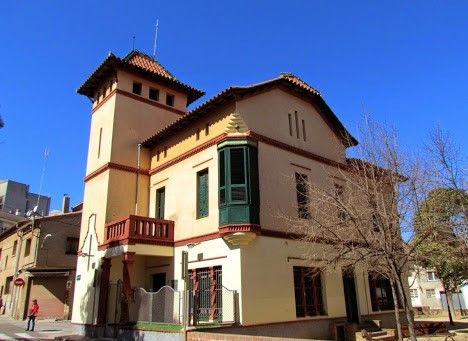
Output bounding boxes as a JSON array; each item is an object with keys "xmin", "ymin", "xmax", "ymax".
[{"xmin": 0, "ymin": 316, "xmax": 80, "ymax": 340}]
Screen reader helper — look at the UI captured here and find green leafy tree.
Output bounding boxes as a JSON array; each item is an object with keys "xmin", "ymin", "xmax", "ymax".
[{"xmin": 414, "ymin": 188, "xmax": 468, "ymax": 324}]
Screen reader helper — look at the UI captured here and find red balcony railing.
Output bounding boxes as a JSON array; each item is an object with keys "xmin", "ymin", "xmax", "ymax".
[{"xmin": 102, "ymin": 215, "xmax": 174, "ymax": 248}]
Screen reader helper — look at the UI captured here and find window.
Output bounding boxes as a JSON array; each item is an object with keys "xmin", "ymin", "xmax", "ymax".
[
  {"xmin": 334, "ymin": 183, "xmax": 347, "ymax": 222},
  {"xmin": 188, "ymin": 266, "xmax": 222, "ymax": 321},
  {"xmin": 166, "ymin": 94, "xmax": 174, "ymax": 106},
  {"xmin": 197, "ymin": 169, "xmax": 209, "ymax": 219},
  {"xmin": 295, "ymin": 173, "xmax": 310, "ymax": 219},
  {"xmin": 293, "ymin": 266, "xmax": 325, "ymax": 317},
  {"xmin": 218, "ymin": 144, "xmax": 260, "ymax": 225},
  {"xmin": 156, "ymin": 187, "xmax": 165, "ymax": 219},
  {"xmin": 24, "ymin": 238, "xmax": 32, "ymax": 257},
  {"xmin": 427, "ymin": 271, "xmax": 438, "ymax": 281},
  {"xmin": 4, "ymin": 276, "xmax": 13, "ymax": 294},
  {"xmin": 295, "ymin": 111, "xmax": 299, "ymax": 139},
  {"xmin": 368, "ymin": 273, "xmax": 395, "ymax": 311},
  {"xmin": 65, "ymin": 237, "xmax": 79, "ymax": 255},
  {"xmin": 426, "ymin": 289, "xmax": 436, "ymax": 298},
  {"xmin": 205, "ymin": 123, "xmax": 209, "ymax": 136},
  {"xmin": 410, "ymin": 289, "xmax": 418, "ymax": 298},
  {"xmin": 149, "ymin": 87, "xmax": 160, "ymax": 101},
  {"xmin": 288, "ymin": 113, "xmax": 293, "ymax": 136},
  {"xmin": 196, "ymin": 128, "xmax": 200, "ymax": 140},
  {"xmin": 302, "ymin": 119, "xmax": 306, "ymax": 141},
  {"xmin": 132, "ymin": 81, "xmax": 142, "ymax": 95},
  {"xmin": 98, "ymin": 128, "xmax": 102, "ymax": 158},
  {"xmin": 12, "ymin": 240, "xmax": 17, "ymax": 256},
  {"xmin": 0, "ymin": 196, "xmax": 4, "ymax": 209},
  {"xmin": 164, "ymin": 147, "xmax": 167, "ymax": 158}
]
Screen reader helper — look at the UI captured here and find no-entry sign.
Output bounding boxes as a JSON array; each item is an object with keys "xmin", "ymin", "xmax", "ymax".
[{"xmin": 14, "ymin": 278, "xmax": 25, "ymax": 286}]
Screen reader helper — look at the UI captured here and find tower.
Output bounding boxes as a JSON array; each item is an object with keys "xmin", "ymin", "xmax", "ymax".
[{"xmin": 72, "ymin": 50, "xmax": 203, "ymax": 324}]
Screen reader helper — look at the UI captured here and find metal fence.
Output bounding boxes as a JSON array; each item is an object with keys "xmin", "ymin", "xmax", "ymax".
[
  {"xmin": 188, "ymin": 285, "xmax": 238, "ymax": 326},
  {"xmin": 130, "ymin": 286, "xmax": 182, "ymax": 324}
]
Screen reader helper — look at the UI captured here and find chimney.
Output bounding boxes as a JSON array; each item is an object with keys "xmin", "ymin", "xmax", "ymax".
[{"xmin": 62, "ymin": 194, "xmax": 70, "ymax": 213}]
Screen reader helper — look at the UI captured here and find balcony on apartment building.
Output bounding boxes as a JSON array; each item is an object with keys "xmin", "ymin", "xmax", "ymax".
[{"xmin": 100, "ymin": 215, "xmax": 175, "ymax": 256}]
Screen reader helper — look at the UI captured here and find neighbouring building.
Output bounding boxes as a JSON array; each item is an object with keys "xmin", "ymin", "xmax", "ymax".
[
  {"xmin": 71, "ymin": 50, "xmax": 405, "ymax": 340},
  {"xmin": 408, "ymin": 267, "xmax": 467, "ymax": 314},
  {"xmin": 0, "ymin": 197, "xmax": 81, "ymax": 320},
  {"xmin": 0, "ymin": 211, "xmax": 26, "ymax": 235},
  {"xmin": 0, "ymin": 180, "xmax": 50, "ymax": 217}
]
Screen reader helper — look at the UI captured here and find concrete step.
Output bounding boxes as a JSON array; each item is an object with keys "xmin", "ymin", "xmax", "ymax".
[
  {"xmin": 370, "ymin": 335, "xmax": 394, "ymax": 341},
  {"xmin": 367, "ymin": 331, "xmax": 387, "ymax": 337}
]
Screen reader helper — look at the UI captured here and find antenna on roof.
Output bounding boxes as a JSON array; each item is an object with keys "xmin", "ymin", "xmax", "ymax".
[
  {"xmin": 153, "ymin": 19, "xmax": 159, "ymax": 58},
  {"xmin": 132, "ymin": 35, "xmax": 136, "ymax": 50}
]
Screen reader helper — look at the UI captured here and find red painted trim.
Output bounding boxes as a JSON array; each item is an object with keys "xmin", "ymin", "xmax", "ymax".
[
  {"xmin": 174, "ymin": 232, "xmax": 220, "ymax": 247},
  {"xmin": 84, "ymin": 162, "xmax": 149, "ymax": 182},
  {"xmin": 115, "ymin": 89, "xmax": 186, "ymax": 116},
  {"xmin": 149, "ymin": 131, "xmax": 345, "ymax": 177},
  {"xmin": 92, "ymin": 88, "xmax": 117, "ymax": 113},
  {"xmin": 250, "ymin": 131, "xmax": 346, "ymax": 169},
  {"xmin": 149, "ymin": 133, "xmax": 258, "ymax": 175},
  {"xmin": 149, "ymin": 134, "xmax": 228, "ymax": 175},
  {"xmin": 218, "ymin": 224, "xmax": 261, "ymax": 236}
]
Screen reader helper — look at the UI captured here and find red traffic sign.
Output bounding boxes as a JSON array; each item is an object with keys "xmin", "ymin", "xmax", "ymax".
[{"xmin": 14, "ymin": 278, "xmax": 25, "ymax": 286}]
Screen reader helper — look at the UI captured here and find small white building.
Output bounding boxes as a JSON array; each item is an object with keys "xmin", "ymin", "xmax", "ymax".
[{"xmin": 408, "ymin": 267, "xmax": 467, "ymax": 313}]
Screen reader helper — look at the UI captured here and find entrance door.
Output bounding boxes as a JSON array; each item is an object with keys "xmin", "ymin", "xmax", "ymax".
[
  {"xmin": 152, "ymin": 273, "xmax": 166, "ymax": 292},
  {"xmin": 342, "ymin": 270, "xmax": 359, "ymax": 323}
]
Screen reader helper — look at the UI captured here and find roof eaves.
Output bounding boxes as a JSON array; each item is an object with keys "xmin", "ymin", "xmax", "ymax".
[{"xmin": 77, "ymin": 53, "xmax": 120, "ymax": 97}]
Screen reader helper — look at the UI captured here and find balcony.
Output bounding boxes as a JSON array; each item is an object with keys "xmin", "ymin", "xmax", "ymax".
[{"xmin": 100, "ymin": 215, "xmax": 175, "ymax": 252}]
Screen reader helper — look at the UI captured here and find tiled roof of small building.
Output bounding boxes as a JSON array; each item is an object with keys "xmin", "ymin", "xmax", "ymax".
[
  {"xmin": 142, "ymin": 73, "xmax": 358, "ymax": 147},
  {"xmin": 77, "ymin": 50, "xmax": 204, "ymax": 104}
]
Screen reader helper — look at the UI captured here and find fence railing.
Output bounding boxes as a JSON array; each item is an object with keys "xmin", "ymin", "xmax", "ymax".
[
  {"xmin": 113, "ymin": 285, "xmax": 238, "ymax": 326},
  {"xmin": 102, "ymin": 215, "xmax": 175, "ymax": 248},
  {"xmin": 131, "ymin": 286, "xmax": 182, "ymax": 324},
  {"xmin": 188, "ymin": 286, "xmax": 238, "ymax": 326}
]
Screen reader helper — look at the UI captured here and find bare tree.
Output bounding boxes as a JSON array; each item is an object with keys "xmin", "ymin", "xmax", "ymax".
[{"xmin": 284, "ymin": 118, "xmax": 432, "ymax": 341}]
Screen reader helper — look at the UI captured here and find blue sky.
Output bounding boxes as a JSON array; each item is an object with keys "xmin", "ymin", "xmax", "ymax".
[{"xmin": 0, "ymin": 1, "xmax": 466, "ymax": 211}]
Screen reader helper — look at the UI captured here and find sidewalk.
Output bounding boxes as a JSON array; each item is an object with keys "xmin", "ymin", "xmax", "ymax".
[{"xmin": 0, "ymin": 315, "xmax": 115, "ymax": 340}]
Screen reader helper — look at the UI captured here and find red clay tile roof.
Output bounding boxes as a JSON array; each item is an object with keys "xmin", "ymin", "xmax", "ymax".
[
  {"xmin": 77, "ymin": 50, "xmax": 204, "ymax": 104},
  {"xmin": 142, "ymin": 73, "xmax": 358, "ymax": 147},
  {"xmin": 123, "ymin": 50, "xmax": 175, "ymax": 79}
]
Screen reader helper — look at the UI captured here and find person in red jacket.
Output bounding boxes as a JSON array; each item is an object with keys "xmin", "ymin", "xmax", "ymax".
[{"xmin": 26, "ymin": 299, "xmax": 39, "ymax": 331}]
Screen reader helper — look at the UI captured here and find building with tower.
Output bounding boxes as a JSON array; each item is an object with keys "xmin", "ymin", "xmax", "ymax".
[{"xmin": 72, "ymin": 50, "xmax": 402, "ymax": 339}]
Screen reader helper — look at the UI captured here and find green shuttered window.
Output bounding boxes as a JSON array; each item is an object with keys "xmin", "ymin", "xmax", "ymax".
[
  {"xmin": 218, "ymin": 144, "xmax": 259, "ymax": 225},
  {"xmin": 197, "ymin": 169, "xmax": 209, "ymax": 218}
]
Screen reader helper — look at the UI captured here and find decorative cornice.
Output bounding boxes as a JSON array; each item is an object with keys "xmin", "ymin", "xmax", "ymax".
[
  {"xmin": 249, "ymin": 132, "xmax": 346, "ymax": 169},
  {"xmin": 84, "ymin": 162, "xmax": 149, "ymax": 182},
  {"xmin": 149, "ymin": 134, "xmax": 228, "ymax": 175},
  {"xmin": 115, "ymin": 89, "xmax": 186, "ymax": 116},
  {"xmin": 149, "ymin": 131, "xmax": 346, "ymax": 177},
  {"xmin": 218, "ymin": 224, "xmax": 261, "ymax": 236},
  {"xmin": 174, "ymin": 232, "xmax": 220, "ymax": 247},
  {"xmin": 92, "ymin": 88, "xmax": 117, "ymax": 113}
]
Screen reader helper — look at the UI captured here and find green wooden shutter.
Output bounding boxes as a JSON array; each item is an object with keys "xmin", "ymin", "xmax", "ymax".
[{"xmin": 197, "ymin": 169, "xmax": 209, "ymax": 218}]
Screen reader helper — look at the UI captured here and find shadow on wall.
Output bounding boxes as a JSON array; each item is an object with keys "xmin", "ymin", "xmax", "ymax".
[{"xmin": 78, "ymin": 279, "xmax": 100, "ymax": 338}]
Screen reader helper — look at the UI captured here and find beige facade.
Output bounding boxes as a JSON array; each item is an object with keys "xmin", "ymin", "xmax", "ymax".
[
  {"xmin": 0, "ymin": 211, "xmax": 81, "ymax": 320},
  {"xmin": 72, "ymin": 51, "xmax": 402, "ymax": 339}
]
